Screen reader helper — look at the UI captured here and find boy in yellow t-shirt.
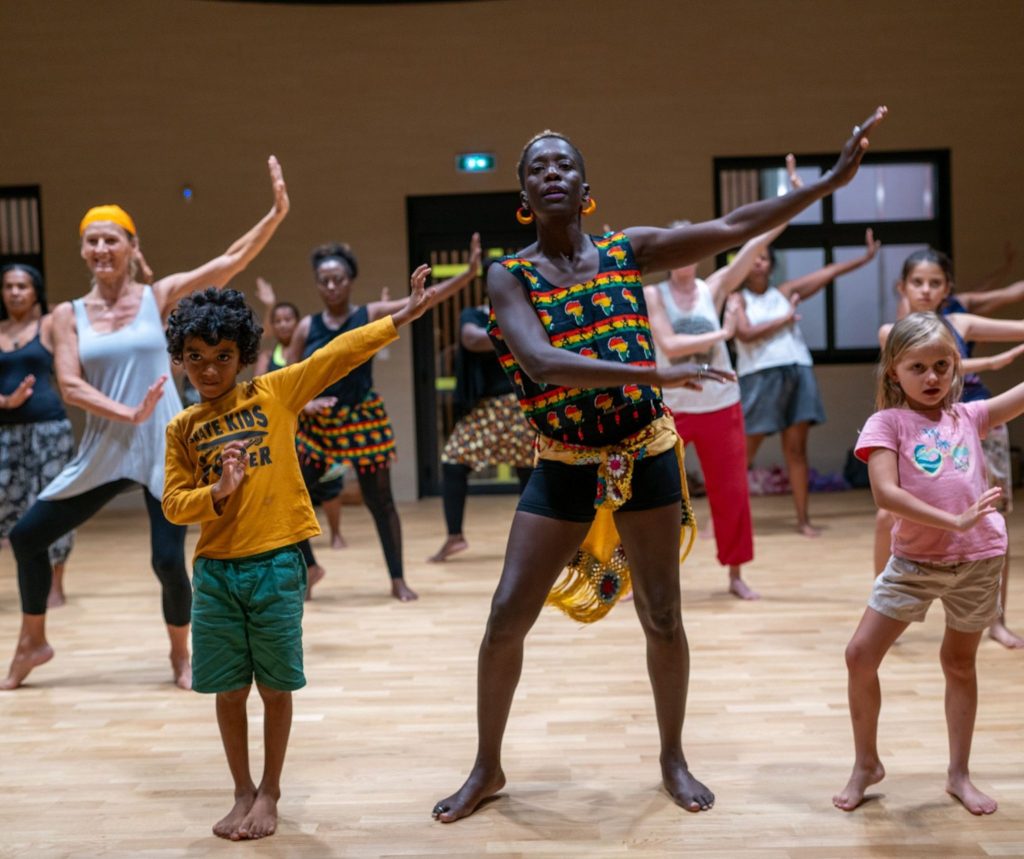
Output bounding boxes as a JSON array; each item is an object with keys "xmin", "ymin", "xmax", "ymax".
[{"xmin": 163, "ymin": 270, "xmax": 432, "ymax": 841}]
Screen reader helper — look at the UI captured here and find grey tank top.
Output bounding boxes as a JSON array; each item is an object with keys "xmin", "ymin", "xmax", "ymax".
[{"xmin": 39, "ymin": 285, "xmax": 182, "ymax": 500}]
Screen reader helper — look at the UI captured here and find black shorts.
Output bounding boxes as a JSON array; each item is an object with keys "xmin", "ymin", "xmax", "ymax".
[{"xmin": 517, "ymin": 447, "xmax": 681, "ymax": 523}]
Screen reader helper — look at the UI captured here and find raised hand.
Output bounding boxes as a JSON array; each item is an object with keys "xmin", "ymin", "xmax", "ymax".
[
  {"xmin": 467, "ymin": 232, "xmax": 482, "ymax": 276},
  {"xmin": 785, "ymin": 153, "xmax": 805, "ymax": 190},
  {"xmin": 256, "ymin": 277, "xmax": 277, "ymax": 310},
  {"xmin": 827, "ymin": 106, "xmax": 888, "ymax": 189},
  {"xmin": 268, "ymin": 155, "xmax": 290, "ymax": 218},
  {"xmin": 721, "ymin": 303, "xmax": 738, "ymax": 340},
  {"xmin": 213, "ymin": 440, "xmax": 248, "ymax": 500},
  {"xmin": 955, "ymin": 486, "xmax": 1003, "ymax": 531},
  {"xmin": 863, "ymin": 227, "xmax": 882, "ymax": 261},
  {"xmin": 303, "ymin": 396, "xmax": 338, "ymax": 416},
  {"xmin": 133, "ymin": 246, "xmax": 155, "ymax": 284},
  {"xmin": 130, "ymin": 375, "xmax": 167, "ymax": 424},
  {"xmin": 0, "ymin": 374, "xmax": 35, "ymax": 409},
  {"xmin": 391, "ymin": 264, "xmax": 433, "ymax": 328}
]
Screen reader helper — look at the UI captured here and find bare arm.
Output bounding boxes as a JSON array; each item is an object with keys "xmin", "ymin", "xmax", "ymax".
[
  {"xmin": 949, "ymin": 312, "xmax": 1024, "ymax": 343},
  {"xmin": 961, "ymin": 343, "xmax": 1024, "ymax": 374},
  {"xmin": 284, "ymin": 315, "xmax": 312, "ymax": 365},
  {"xmin": 152, "ymin": 156, "xmax": 289, "ymax": 316},
  {"xmin": 779, "ymin": 228, "xmax": 880, "ymax": 301},
  {"xmin": 867, "ymin": 448, "xmax": 1001, "ymax": 532},
  {"xmin": 644, "ymin": 284, "xmax": 734, "ymax": 359},
  {"xmin": 729, "ymin": 291, "xmax": 800, "ymax": 343},
  {"xmin": 626, "ymin": 108, "xmax": 887, "ymax": 273},
  {"xmin": 985, "ymin": 377, "xmax": 1024, "ymax": 427},
  {"xmin": 366, "ymin": 233, "xmax": 482, "ymax": 323},
  {"xmin": 51, "ymin": 302, "xmax": 167, "ymax": 423},
  {"xmin": 461, "ymin": 319, "xmax": 493, "ymax": 353},
  {"xmin": 956, "ymin": 280, "xmax": 1024, "ymax": 316},
  {"xmin": 255, "ymin": 276, "xmax": 277, "ymax": 343}
]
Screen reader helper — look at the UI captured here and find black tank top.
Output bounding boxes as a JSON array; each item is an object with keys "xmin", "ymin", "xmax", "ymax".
[
  {"xmin": 0, "ymin": 332, "xmax": 66, "ymax": 424},
  {"xmin": 302, "ymin": 306, "xmax": 374, "ymax": 405}
]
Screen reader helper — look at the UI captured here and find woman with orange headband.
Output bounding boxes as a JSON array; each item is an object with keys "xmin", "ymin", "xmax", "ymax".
[{"xmin": 1, "ymin": 156, "xmax": 289, "ymax": 691}]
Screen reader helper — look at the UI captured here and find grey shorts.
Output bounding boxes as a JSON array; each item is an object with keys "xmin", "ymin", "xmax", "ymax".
[
  {"xmin": 739, "ymin": 364, "xmax": 826, "ymax": 435},
  {"xmin": 870, "ymin": 554, "xmax": 1003, "ymax": 633}
]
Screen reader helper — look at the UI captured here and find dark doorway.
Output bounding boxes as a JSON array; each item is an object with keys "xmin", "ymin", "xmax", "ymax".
[{"xmin": 406, "ymin": 191, "xmax": 533, "ymax": 497}]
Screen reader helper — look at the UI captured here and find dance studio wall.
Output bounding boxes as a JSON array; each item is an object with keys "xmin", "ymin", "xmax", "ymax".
[{"xmin": 2, "ymin": 0, "xmax": 1021, "ymax": 500}]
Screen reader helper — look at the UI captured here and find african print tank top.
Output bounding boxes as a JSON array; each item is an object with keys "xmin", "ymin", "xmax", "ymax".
[{"xmin": 487, "ymin": 232, "xmax": 664, "ymax": 446}]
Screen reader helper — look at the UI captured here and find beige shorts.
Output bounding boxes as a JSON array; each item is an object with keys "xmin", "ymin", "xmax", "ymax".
[{"xmin": 870, "ymin": 555, "xmax": 1003, "ymax": 633}]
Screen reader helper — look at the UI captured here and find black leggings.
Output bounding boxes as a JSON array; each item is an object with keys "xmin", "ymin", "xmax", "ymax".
[
  {"xmin": 10, "ymin": 479, "xmax": 191, "ymax": 624},
  {"xmin": 442, "ymin": 463, "xmax": 533, "ymax": 536},
  {"xmin": 300, "ymin": 461, "xmax": 404, "ymax": 580}
]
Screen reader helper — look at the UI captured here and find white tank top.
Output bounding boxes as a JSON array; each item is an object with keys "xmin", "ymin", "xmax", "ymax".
[
  {"xmin": 733, "ymin": 286, "xmax": 813, "ymax": 376},
  {"xmin": 654, "ymin": 279, "xmax": 740, "ymax": 414}
]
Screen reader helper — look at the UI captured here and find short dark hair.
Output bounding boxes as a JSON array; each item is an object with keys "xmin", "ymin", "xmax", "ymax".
[
  {"xmin": 310, "ymin": 242, "xmax": 358, "ymax": 279},
  {"xmin": 516, "ymin": 130, "xmax": 586, "ymax": 188},
  {"xmin": 165, "ymin": 287, "xmax": 262, "ymax": 366},
  {"xmin": 272, "ymin": 301, "xmax": 300, "ymax": 320},
  {"xmin": 1, "ymin": 263, "xmax": 48, "ymax": 320}
]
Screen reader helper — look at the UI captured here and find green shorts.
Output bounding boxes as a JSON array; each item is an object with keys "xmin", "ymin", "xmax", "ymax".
[{"xmin": 191, "ymin": 545, "xmax": 307, "ymax": 694}]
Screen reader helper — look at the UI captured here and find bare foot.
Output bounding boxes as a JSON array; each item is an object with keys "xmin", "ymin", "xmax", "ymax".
[
  {"xmin": 171, "ymin": 651, "xmax": 192, "ymax": 690},
  {"xmin": 798, "ymin": 522, "xmax": 822, "ymax": 538},
  {"xmin": 392, "ymin": 578, "xmax": 418, "ymax": 601},
  {"xmin": 728, "ymin": 578, "xmax": 761, "ymax": 600},
  {"xmin": 213, "ymin": 790, "xmax": 256, "ymax": 840},
  {"xmin": 946, "ymin": 773, "xmax": 997, "ymax": 815},
  {"xmin": 47, "ymin": 587, "xmax": 66, "ymax": 609},
  {"xmin": 833, "ymin": 762, "xmax": 885, "ymax": 811},
  {"xmin": 305, "ymin": 564, "xmax": 326, "ymax": 602},
  {"xmin": 988, "ymin": 621, "xmax": 1024, "ymax": 649},
  {"xmin": 427, "ymin": 535, "xmax": 468, "ymax": 563},
  {"xmin": 662, "ymin": 759, "xmax": 714, "ymax": 811},
  {"xmin": 236, "ymin": 790, "xmax": 279, "ymax": 839},
  {"xmin": 1, "ymin": 641, "xmax": 55, "ymax": 690},
  {"xmin": 330, "ymin": 532, "xmax": 347, "ymax": 549},
  {"xmin": 432, "ymin": 767, "xmax": 506, "ymax": 823}
]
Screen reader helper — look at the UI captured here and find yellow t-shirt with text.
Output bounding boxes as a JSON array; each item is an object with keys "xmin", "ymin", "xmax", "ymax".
[{"xmin": 163, "ymin": 316, "xmax": 398, "ymax": 560}]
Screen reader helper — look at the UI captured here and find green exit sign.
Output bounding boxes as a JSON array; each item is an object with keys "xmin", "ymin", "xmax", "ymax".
[{"xmin": 456, "ymin": 153, "xmax": 495, "ymax": 173}]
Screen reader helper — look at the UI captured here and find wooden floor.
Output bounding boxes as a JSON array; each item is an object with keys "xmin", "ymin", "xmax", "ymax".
[{"xmin": 1, "ymin": 490, "xmax": 1023, "ymax": 859}]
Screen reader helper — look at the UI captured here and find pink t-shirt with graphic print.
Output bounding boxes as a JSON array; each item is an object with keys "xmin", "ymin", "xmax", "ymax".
[{"xmin": 855, "ymin": 401, "xmax": 1007, "ymax": 563}]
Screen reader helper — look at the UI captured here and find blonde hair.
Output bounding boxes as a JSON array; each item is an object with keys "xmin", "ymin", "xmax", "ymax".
[{"xmin": 876, "ymin": 312, "xmax": 962, "ymax": 411}]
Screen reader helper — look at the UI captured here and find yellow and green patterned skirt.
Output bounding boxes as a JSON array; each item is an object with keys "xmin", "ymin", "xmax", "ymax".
[{"xmin": 296, "ymin": 391, "xmax": 395, "ymax": 474}]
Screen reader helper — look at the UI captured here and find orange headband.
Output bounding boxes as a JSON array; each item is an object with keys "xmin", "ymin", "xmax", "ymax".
[{"xmin": 79, "ymin": 205, "xmax": 137, "ymax": 237}]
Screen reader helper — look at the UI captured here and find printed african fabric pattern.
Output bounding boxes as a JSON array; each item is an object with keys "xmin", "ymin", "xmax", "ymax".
[
  {"xmin": 487, "ymin": 232, "xmax": 664, "ymax": 446},
  {"xmin": 441, "ymin": 392, "xmax": 536, "ymax": 470},
  {"xmin": 295, "ymin": 391, "xmax": 395, "ymax": 474}
]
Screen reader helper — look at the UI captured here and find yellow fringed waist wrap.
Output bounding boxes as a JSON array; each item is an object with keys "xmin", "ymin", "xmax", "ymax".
[{"xmin": 536, "ymin": 414, "xmax": 696, "ymax": 623}]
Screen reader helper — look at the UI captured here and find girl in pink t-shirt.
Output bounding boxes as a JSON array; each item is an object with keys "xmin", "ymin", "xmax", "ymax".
[{"xmin": 834, "ymin": 312, "xmax": 1024, "ymax": 816}]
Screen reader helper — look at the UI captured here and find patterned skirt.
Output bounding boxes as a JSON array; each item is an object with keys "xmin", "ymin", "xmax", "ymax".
[
  {"xmin": 441, "ymin": 392, "xmax": 537, "ymax": 470},
  {"xmin": 0, "ymin": 418, "xmax": 75, "ymax": 565},
  {"xmin": 296, "ymin": 391, "xmax": 396, "ymax": 474}
]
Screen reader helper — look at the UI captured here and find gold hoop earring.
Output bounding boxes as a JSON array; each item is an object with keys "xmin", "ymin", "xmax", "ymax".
[
  {"xmin": 581, "ymin": 197, "xmax": 598, "ymax": 216},
  {"xmin": 516, "ymin": 206, "xmax": 534, "ymax": 225}
]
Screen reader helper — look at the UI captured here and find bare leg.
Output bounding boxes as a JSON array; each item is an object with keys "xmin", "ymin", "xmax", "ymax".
[
  {"xmin": 728, "ymin": 565, "xmax": 760, "ymax": 600},
  {"xmin": 47, "ymin": 563, "xmax": 66, "ymax": 608},
  {"xmin": 781, "ymin": 422, "xmax": 819, "ymax": 537},
  {"xmin": 213, "ymin": 686, "xmax": 258, "ymax": 840},
  {"xmin": 940, "ymin": 626, "xmax": 998, "ymax": 814},
  {"xmin": 167, "ymin": 623, "xmax": 191, "ymax": 690},
  {"xmin": 745, "ymin": 432, "xmax": 765, "ymax": 466},
  {"xmin": 321, "ymin": 496, "xmax": 347, "ymax": 549},
  {"xmin": 1, "ymin": 614, "xmax": 53, "ymax": 690},
  {"xmin": 432, "ymin": 511, "xmax": 591, "ymax": 823},
  {"xmin": 617, "ymin": 503, "xmax": 714, "ymax": 811},
  {"xmin": 987, "ymin": 550, "xmax": 1024, "ymax": 648},
  {"xmin": 305, "ymin": 564, "xmax": 326, "ymax": 601},
  {"xmin": 873, "ymin": 510, "xmax": 894, "ymax": 578},
  {"xmin": 833, "ymin": 608, "xmax": 908, "ymax": 810},
  {"xmin": 237, "ymin": 685, "xmax": 292, "ymax": 839}
]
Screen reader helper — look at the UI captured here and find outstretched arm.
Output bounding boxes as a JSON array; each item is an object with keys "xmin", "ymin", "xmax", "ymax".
[
  {"xmin": 962, "ymin": 343, "xmax": 1024, "ymax": 374},
  {"xmin": 367, "ymin": 233, "xmax": 482, "ymax": 323},
  {"xmin": 986, "ymin": 377, "xmax": 1024, "ymax": 427},
  {"xmin": 956, "ymin": 280, "xmax": 1024, "ymax": 316},
  {"xmin": 152, "ymin": 156, "xmax": 289, "ymax": 316},
  {"xmin": 950, "ymin": 312, "xmax": 1024, "ymax": 343},
  {"xmin": 779, "ymin": 228, "xmax": 880, "ymax": 301},
  {"xmin": 868, "ymin": 448, "xmax": 1001, "ymax": 532},
  {"xmin": 627, "ymin": 107, "xmax": 888, "ymax": 273}
]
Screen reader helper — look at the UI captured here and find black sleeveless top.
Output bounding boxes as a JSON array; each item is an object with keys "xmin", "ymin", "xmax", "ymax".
[
  {"xmin": 302, "ymin": 306, "xmax": 374, "ymax": 405},
  {"xmin": 0, "ymin": 332, "xmax": 66, "ymax": 425}
]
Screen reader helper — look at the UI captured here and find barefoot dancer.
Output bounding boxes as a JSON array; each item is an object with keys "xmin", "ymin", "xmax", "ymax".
[
  {"xmin": 433, "ymin": 108, "xmax": 886, "ymax": 822},
  {"xmin": 834, "ymin": 312, "xmax": 1020, "ymax": 816},
  {"xmin": 730, "ymin": 226, "xmax": 880, "ymax": 537},
  {"xmin": 163, "ymin": 275, "xmax": 433, "ymax": 840},
  {"xmin": 0, "ymin": 265, "xmax": 75, "ymax": 607},
  {"xmin": 286, "ymin": 234, "xmax": 482, "ymax": 601},
  {"xmin": 1, "ymin": 156, "xmax": 289, "ymax": 691},
  {"xmin": 428, "ymin": 301, "xmax": 536, "ymax": 563}
]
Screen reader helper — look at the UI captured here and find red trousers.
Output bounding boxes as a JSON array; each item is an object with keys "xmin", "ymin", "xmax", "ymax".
[{"xmin": 673, "ymin": 402, "xmax": 754, "ymax": 567}]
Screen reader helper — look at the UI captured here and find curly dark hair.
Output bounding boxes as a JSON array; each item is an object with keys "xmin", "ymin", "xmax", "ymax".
[
  {"xmin": 310, "ymin": 242, "xmax": 358, "ymax": 279},
  {"xmin": 165, "ymin": 287, "xmax": 263, "ymax": 366}
]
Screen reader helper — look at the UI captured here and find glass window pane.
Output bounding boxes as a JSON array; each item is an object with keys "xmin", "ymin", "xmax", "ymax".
[
  {"xmin": 760, "ymin": 167, "xmax": 822, "ymax": 224},
  {"xmin": 834, "ymin": 164, "xmax": 935, "ymax": 222},
  {"xmin": 833, "ymin": 243, "xmax": 930, "ymax": 349},
  {"xmin": 772, "ymin": 248, "xmax": 826, "ymax": 350}
]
